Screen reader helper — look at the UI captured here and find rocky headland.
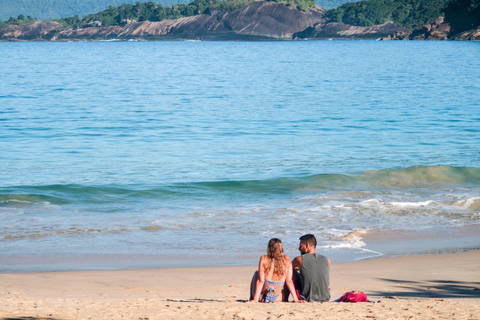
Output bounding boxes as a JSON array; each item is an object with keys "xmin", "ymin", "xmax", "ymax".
[
  {"xmin": 1, "ymin": 0, "xmax": 479, "ymax": 41},
  {"xmin": 1, "ymin": 1, "xmax": 326, "ymax": 41},
  {"xmin": 382, "ymin": 16, "xmax": 480, "ymax": 41},
  {"xmin": 293, "ymin": 21, "xmax": 411, "ymax": 39}
]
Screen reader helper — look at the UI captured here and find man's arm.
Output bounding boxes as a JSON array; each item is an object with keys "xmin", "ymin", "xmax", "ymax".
[
  {"xmin": 292, "ymin": 256, "xmax": 302, "ymax": 270},
  {"xmin": 285, "ymin": 259, "xmax": 303, "ymax": 303}
]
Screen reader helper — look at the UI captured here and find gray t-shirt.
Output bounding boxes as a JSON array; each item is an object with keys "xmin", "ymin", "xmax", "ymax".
[{"xmin": 299, "ymin": 253, "xmax": 330, "ymax": 302}]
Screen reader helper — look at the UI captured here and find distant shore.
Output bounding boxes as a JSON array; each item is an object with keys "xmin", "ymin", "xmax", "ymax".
[
  {"xmin": 1, "ymin": 3, "xmax": 479, "ymax": 42},
  {"xmin": 1, "ymin": 251, "xmax": 479, "ymax": 319}
]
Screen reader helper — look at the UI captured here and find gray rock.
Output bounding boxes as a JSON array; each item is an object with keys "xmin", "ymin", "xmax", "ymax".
[
  {"xmin": 87, "ymin": 21, "xmax": 103, "ymax": 27},
  {"xmin": 0, "ymin": 20, "xmax": 63, "ymax": 40}
]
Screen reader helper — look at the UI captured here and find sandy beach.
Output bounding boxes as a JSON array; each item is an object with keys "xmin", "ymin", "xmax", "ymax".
[{"xmin": 1, "ymin": 251, "xmax": 479, "ymax": 320}]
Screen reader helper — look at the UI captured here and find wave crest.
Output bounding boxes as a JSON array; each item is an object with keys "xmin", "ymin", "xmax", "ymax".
[{"xmin": 1, "ymin": 166, "xmax": 479, "ymax": 205}]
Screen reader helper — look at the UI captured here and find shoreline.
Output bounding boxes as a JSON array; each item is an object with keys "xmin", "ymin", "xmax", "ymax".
[
  {"xmin": 1, "ymin": 251, "xmax": 479, "ymax": 319},
  {"xmin": 2, "ymin": 246, "xmax": 479, "ymax": 275},
  {"xmin": 3, "ymin": 223, "xmax": 479, "ymax": 274},
  {"xmin": 1, "ymin": 246, "xmax": 479, "ymax": 274}
]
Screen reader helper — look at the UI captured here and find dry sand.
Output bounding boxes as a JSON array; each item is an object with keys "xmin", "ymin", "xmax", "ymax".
[{"xmin": 1, "ymin": 251, "xmax": 479, "ymax": 320}]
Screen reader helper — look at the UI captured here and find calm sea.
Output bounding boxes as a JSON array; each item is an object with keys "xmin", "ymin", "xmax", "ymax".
[{"xmin": 1, "ymin": 40, "xmax": 479, "ymax": 273}]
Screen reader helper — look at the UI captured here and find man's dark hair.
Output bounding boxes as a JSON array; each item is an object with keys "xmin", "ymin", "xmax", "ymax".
[{"xmin": 300, "ymin": 234, "xmax": 317, "ymax": 248}]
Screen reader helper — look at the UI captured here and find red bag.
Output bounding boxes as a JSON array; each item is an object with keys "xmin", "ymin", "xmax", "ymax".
[{"xmin": 339, "ymin": 291, "xmax": 368, "ymax": 302}]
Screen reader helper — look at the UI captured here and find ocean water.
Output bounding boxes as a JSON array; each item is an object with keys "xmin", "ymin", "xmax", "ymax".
[{"xmin": 1, "ymin": 40, "xmax": 479, "ymax": 273}]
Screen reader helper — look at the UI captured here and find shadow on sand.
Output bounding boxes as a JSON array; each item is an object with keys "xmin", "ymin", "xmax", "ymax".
[
  {"xmin": 2, "ymin": 318, "xmax": 64, "ymax": 320},
  {"xmin": 371, "ymin": 279, "xmax": 480, "ymax": 299},
  {"xmin": 166, "ymin": 298, "xmax": 248, "ymax": 303}
]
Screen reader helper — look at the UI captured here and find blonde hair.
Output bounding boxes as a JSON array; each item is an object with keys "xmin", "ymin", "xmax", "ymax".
[{"xmin": 263, "ymin": 238, "xmax": 286, "ymax": 280}]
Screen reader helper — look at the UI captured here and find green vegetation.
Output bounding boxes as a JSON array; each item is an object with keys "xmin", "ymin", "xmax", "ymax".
[
  {"xmin": 1, "ymin": 0, "xmax": 330, "ymax": 24},
  {"xmin": 4, "ymin": 0, "xmax": 479, "ymax": 33},
  {"xmin": 55, "ymin": 0, "xmax": 251, "ymax": 28},
  {"xmin": 0, "ymin": 0, "xmax": 190, "ymax": 22},
  {"xmin": 324, "ymin": 0, "xmax": 480, "ymax": 30},
  {"xmin": 444, "ymin": 0, "xmax": 480, "ymax": 31},
  {"xmin": 324, "ymin": 0, "xmax": 451, "ymax": 28},
  {"xmin": 0, "ymin": 14, "xmax": 38, "ymax": 25},
  {"xmin": 54, "ymin": 0, "xmax": 318, "ymax": 28},
  {"xmin": 269, "ymin": 0, "xmax": 317, "ymax": 11}
]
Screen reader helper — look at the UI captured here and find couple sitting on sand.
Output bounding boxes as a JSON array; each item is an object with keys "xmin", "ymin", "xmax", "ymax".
[{"xmin": 249, "ymin": 234, "xmax": 330, "ymax": 303}]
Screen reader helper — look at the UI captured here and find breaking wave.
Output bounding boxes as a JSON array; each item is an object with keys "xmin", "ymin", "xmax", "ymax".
[{"xmin": 1, "ymin": 165, "xmax": 479, "ymax": 206}]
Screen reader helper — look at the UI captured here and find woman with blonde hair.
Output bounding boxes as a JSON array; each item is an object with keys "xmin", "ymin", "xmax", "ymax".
[{"xmin": 250, "ymin": 238, "xmax": 303, "ymax": 303}]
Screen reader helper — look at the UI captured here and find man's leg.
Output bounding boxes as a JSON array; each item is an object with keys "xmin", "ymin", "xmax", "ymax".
[
  {"xmin": 292, "ymin": 269, "xmax": 303, "ymax": 301},
  {"xmin": 283, "ymin": 269, "xmax": 302, "ymax": 301}
]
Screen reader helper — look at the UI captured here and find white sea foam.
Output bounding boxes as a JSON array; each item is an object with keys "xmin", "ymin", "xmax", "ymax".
[
  {"xmin": 320, "ymin": 229, "xmax": 369, "ymax": 249},
  {"xmin": 359, "ymin": 199, "xmax": 383, "ymax": 206},
  {"xmin": 356, "ymin": 199, "xmax": 441, "ymax": 215},
  {"xmin": 325, "ymin": 240, "xmax": 365, "ymax": 249},
  {"xmin": 1, "ymin": 199, "xmax": 50, "ymax": 205},
  {"xmin": 454, "ymin": 197, "xmax": 480, "ymax": 210},
  {"xmin": 389, "ymin": 200, "xmax": 436, "ymax": 208},
  {"xmin": 359, "ymin": 199, "xmax": 435, "ymax": 208}
]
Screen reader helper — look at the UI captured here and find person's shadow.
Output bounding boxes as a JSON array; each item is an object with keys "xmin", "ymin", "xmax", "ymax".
[{"xmin": 3, "ymin": 318, "xmax": 62, "ymax": 320}]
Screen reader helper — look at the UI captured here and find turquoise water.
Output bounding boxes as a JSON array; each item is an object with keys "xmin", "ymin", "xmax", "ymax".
[{"xmin": 1, "ymin": 41, "xmax": 479, "ymax": 272}]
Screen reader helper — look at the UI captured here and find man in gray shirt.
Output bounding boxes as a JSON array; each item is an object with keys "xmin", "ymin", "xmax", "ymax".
[{"xmin": 291, "ymin": 234, "xmax": 330, "ymax": 302}]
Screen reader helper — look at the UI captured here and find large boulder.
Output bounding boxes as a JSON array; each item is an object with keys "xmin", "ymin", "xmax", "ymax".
[
  {"xmin": 451, "ymin": 27, "xmax": 480, "ymax": 40},
  {"xmin": 410, "ymin": 17, "xmax": 451, "ymax": 40}
]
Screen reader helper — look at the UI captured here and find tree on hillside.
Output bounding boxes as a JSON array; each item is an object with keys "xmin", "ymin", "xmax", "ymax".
[
  {"xmin": 59, "ymin": 0, "xmax": 319, "ymax": 28},
  {"xmin": 444, "ymin": 0, "xmax": 480, "ymax": 31},
  {"xmin": 2, "ymin": 14, "xmax": 37, "ymax": 25},
  {"xmin": 324, "ymin": 0, "xmax": 450, "ymax": 28}
]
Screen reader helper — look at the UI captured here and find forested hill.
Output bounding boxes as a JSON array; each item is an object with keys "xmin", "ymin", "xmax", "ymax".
[
  {"xmin": 2, "ymin": 0, "xmax": 320, "ymax": 28},
  {"xmin": 0, "ymin": 0, "xmax": 182, "ymax": 22},
  {"xmin": 324, "ymin": 0, "xmax": 479, "ymax": 30},
  {"xmin": 0, "ymin": 0, "xmax": 357, "ymax": 22},
  {"xmin": 1, "ymin": 0, "xmax": 479, "ymax": 40}
]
